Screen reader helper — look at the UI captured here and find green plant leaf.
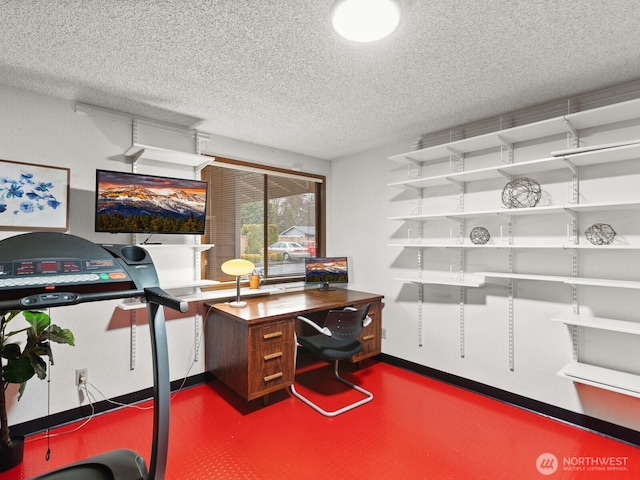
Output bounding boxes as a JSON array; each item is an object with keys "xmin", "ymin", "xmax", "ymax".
[
  {"xmin": 29, "ymin": 352, "xmax": 47, "ymax": 380},
  {"xmin": 31, "ymin": 342, "xmax": 53, "ymax": 364},
  {"xmin": 46, "ymin": 325, "xmax": 75, "ymax": 346},
  {"xmin": 3, "ymin": 355, "xmax": 35, "ymax": 384},
  {"xmin": 1, "ymin": 343, "xmax": 21, "ymax": 361},
  {"xmin": 22, "ymin": 310, "xmax": 50, "ymax": 335},
  {"xmin": 18, "ymin": 381, "xmax": 27, "ymax": 400}
]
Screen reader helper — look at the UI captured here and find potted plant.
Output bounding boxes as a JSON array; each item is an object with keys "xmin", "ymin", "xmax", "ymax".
[{"xmin": 0, "ymin": 310, "xmax": 75, "ymax": 471}]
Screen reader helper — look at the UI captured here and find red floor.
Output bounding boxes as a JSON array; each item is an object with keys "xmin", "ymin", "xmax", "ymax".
[{"xmin": 5, "ymin": 357, "xmax": 639, "ymax": 479}]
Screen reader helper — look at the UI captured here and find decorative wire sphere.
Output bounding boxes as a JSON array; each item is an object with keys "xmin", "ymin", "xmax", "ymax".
[
  {"xmin": 470, "ymin": 226, "xmax": 491, "ymax": 245},
  {"xmin": 585, "ymin": 223, "xmax": 616, "ymax": 245},
  {"xmin": 501, "ymin": 177, "xmax": 542, "ymax": 209}
]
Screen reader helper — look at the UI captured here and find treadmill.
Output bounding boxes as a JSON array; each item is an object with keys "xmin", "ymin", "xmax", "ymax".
[{"xmin": 0, "ymin": 231, "xmax": 188, "ymax": 480}]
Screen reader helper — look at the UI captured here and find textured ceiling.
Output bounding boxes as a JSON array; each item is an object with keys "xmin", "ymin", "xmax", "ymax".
[{"xmin": 1, "ymin": 1, "xmax": 640, "ymax": 160}]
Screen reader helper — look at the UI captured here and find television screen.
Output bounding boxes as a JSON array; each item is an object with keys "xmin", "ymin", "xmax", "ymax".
[
  {"xmin": 305, "ymin": 257, "xmax": 348, "ymax": 291},
  {"xmin": 95, "ymin": 169, "xmax": 208, "ymax": 235}
]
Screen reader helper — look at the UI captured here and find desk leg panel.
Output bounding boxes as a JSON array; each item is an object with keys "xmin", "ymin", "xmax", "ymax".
[{"xmin": 206, "ymin": 311, "xmax": 250, "ymax": 398}]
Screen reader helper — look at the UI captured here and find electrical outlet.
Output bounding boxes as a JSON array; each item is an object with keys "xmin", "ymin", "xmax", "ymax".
[{"xmin": 75, "ymin": 368, "xmax": 88, "ymax": 386}]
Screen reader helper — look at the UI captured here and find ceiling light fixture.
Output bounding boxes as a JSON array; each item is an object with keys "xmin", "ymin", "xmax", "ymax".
[{"xmin": 331, "ymin": 0, "xmax": 401, "ymax": 43}]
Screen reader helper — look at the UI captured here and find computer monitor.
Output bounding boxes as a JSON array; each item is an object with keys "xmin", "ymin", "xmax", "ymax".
[{"xmin": 304, "ymin": 257, "xmax": 348, "ymax": 291}]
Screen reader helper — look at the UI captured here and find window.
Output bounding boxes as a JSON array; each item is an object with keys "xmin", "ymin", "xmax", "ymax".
[{"xmin": 201, "ymin": 157, "xmax": 325, "ymax": 285}]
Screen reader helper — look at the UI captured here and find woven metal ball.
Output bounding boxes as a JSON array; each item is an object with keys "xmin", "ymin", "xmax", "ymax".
[
  {"xmin": 501, "ymin": 177, "xmax": 542, "ymax": 209},
  {"xmin": 585, "ymin": 223, "xmax": 616, "ymax": 245},
  {"xmin": 470, "ymin": 226, "xmax": 490, "ymax": 245}
]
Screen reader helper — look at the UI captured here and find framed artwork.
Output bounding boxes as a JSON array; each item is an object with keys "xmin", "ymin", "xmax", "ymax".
[{"xmin": 0, "ymin": 159, "xmax": 70, "ymax": 231}]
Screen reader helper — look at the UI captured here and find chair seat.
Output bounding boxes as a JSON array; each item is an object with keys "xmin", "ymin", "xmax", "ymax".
[{"xmin": 297, "ymin": 334, "xmax": 363, "ymax": 360}]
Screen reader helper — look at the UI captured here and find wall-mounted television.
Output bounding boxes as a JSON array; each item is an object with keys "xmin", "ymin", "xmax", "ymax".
[
  {"xmin": 304, "ymin": 256, "xmax": 349, "ymax": 291},
  {"xmin": 95, "ymin": 169, "xmax": 208, "ymax": 236}
]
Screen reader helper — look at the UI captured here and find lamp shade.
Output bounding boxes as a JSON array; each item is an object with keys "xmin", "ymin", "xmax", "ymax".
[
  {"xmin": 221, "ymin": 258, "xmax": 255, "ymax": 308},
  {"xmin": 221, "ymin": 259, "xmax": 254, "ymax": 277}
]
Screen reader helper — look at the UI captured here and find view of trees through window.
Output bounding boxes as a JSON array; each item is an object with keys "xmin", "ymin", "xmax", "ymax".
[{"xmin": 201, "ymin": 160, "xmax": 323, "ymax": 284}]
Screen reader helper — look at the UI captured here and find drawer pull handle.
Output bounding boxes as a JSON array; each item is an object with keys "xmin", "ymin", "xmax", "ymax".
[
  {"xmin": 263, "ymin": 351, "xmax": 283, "ymax": 361},
  {"xmin": 362, "ymin": 335, "xmax": 375, "ymax": 341},
  {"xmin": 264, "ymin": 372, "xmax": 283, "ymax": 382},
  {"xmin": 263, "ymin": 331, "xmax": 283, "ymax": 340}
]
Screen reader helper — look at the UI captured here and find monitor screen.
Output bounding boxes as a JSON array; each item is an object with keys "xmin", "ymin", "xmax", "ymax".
[
  {"xmin": 95, "ymin": 169, "xmax": 208, "ymax": 235},
  {"xmin": 305, "ymin": 257, "xmax": 348, "ymax": 291}
]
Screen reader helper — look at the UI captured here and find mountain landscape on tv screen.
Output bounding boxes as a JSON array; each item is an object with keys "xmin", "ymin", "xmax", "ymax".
[
  {"xmin": 96, "ymin": 184, "xmax": 206, "ymax": 233},
  {"xmin": 306, "ymin": 258, "xmax": 348, "ymax": 283}
]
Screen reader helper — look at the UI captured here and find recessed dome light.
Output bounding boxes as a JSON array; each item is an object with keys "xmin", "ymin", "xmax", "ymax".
[{"xmin": 331, "ymin": 0, "xmax": 401, "ymax": 43}]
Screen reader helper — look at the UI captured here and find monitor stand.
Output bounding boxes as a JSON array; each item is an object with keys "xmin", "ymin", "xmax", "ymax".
[{"xmin": 317, "ymin": 282, "xmax": 335, "ymax": 291}]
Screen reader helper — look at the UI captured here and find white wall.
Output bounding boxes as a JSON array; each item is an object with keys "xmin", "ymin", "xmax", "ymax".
[
  {"xmin": 0, "ymin": 85, "xmax": 331, "ymax": 427},
  {"xmin": 4, "ymin": 81, "xmax": 640, "ymax": 435},
  {"xmin": 331, "ymin": 121, "xmax": 640, "ymax": 432}
]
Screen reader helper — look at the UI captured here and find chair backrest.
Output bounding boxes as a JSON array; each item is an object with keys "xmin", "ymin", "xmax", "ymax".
[{"xmin": 322, "ymin": 303, "xmax": 371, "ymax": 342}]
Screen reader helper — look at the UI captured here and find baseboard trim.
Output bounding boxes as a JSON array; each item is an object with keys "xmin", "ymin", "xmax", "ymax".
[
  {"xmin": 378, "ymin": 353, "xmax": 640, "ymax": 447},
  {"xmin": 13, "ymin": 359, "xmax": 640, "ymax": 447},
  {"xmin": 11, "ymin": 373, "xmax": 208, "ymax": 438}
]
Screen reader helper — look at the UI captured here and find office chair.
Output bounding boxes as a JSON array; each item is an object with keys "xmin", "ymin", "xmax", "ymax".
[{"xmin": 290, "ymin": 303, "xmax": 373, "ymax": 416}]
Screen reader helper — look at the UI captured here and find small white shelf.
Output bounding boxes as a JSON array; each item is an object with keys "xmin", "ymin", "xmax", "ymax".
[
  {"xmin": 117, "ymin": 286, "xmax": 279, "ymax": 310},
  {"xmin": 389, "ymin": 142, "xmax": 640, "ymax": 190},
  {"xmin": 140, "ymin": 243, "xmax": 214, "ymax": 252},
  {"xmin": 388, "ymin": 156, "xmax": 565, "ymax": 189},
  {"xmin": 389, "ymin": 97, "xmax": 640, "ymax": 166},
  {"xmin": 125, "ymin": 143, "xmax": 213, "ymax": 169},
  {"xmin": 565, "ymin": 277, "xmax": 640, "ymax": 290},
  {"xmin": 478, "ymin": 272, "xmax": 640, "ymax": 289},
  {"xmin": 557, "ymin": 362, "xmax": 640, "ymax": 399},
  {"xmin": 394, "ymin": 276, "xmax": 486, "ymax": 287},
  {"xmin": 388, "ymin": 200, "xmax": 640, "ymax": 223},
  {"xmin": 389, "ymin": 117, "xmax": 568, "ymax": 165},
  {"xmin": 551, "ymin": 314, "xmax": 640, "ymax": 335},
  {"xmin": 388, "ymin": 242, "xmax": 640, "ymax": 250},
  {"xmin": 564, "ymin": 99, "xmax": 640, "ymax": 129},
  {"xmin": 476, "ymin": 271, "xmax": 569, "ymax": 283},
  {"xmin": 162, "ymin": 279, "xmax": 218, "ymax": 290},
  {"xmin": 390, "ymin": 242, "xmax": 561, "ymax": 249}
]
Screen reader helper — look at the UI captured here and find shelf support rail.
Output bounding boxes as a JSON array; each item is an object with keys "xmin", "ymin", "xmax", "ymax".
[
  {"xmin": 405, "ymin": 162, "xmax": 422, "ymax": 180},
  {"xmin": 457, "ymin": 158, "xmax": 466, "ymax": 358},
  {"xmin": 567, "ymin": 122, "xmax": 580, "ymax": 360},
  {"xmin": 130, "ymin": 120, "xmax": 143, "ymax": 169},
  {"xmin": 502, "ymin": 143, "xmax": 515, "ymax": 371},
  {"xmin": 497, "ymin": 135, "xmax": 513, "ymax": 158},
  {"xmin": 417, "ymin": 244, "xmax": 424, "ymax": 348},
  {"xmin": 447, "ymin": 148, "xmax": 464, "ymax": 170},
  {"xmin": 130, "ymin": 309, "xmax": 137, "ymax": 370},
  {"xmin": 508, "ymin": 245, "xmax": 515, "ymax": 371},
  {"xmin": 563, "ymin": 118, "xmax": 578, "ymax": 141},
  {"xmin": 194, "ymin": 308, "xmax": 201, "ymax": 362},
  {"xmin": 414, "ymin": 147, "xmax": 424, "ymax": 348}
]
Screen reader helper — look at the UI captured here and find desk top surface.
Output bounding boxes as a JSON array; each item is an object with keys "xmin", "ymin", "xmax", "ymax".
[{"xmin": 207, "ymin": 288, "xmax": 383, "ymax": 323}]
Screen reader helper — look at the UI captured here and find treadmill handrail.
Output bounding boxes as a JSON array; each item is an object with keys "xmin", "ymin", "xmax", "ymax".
[{"xmin": 144, "ymin": 287, "xmax": 188, "ymax": 313}]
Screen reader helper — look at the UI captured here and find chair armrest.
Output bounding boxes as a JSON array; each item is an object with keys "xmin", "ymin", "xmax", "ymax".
[{"xmin": 296, "ymin": 315, "xmax": 332, "ymax": 336}]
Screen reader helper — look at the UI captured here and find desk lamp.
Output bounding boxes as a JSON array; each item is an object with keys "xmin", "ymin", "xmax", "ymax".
[{"xmin": 221, "ymin": 258, "xmax": 255, "ymax": 307}]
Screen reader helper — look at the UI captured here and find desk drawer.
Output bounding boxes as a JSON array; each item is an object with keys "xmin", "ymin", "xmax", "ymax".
[
  {"xmin": 248, "ymin": 342, "xmax": 294, "ymax": 398},
  {"xmin": 352, "ymin": 305, "xmax": 381, "ymax": 362},
  {"xmin": 249, "ymin": 320, "xmax": 293, "ymax": 351}
]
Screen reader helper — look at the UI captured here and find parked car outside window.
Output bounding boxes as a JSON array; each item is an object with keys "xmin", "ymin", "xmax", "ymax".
[
  {"xmin": 268, "ymin": 242, "xmax": 311, "ymax": 262},
  {"xmin": 299, "ymin": 241, "xmax": 316, "ymax": 257}
]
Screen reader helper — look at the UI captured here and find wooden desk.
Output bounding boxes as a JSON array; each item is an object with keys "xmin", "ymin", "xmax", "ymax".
[{"xmin": 205, "ymin": 288, "xmax": 384, "ymax": 402}]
